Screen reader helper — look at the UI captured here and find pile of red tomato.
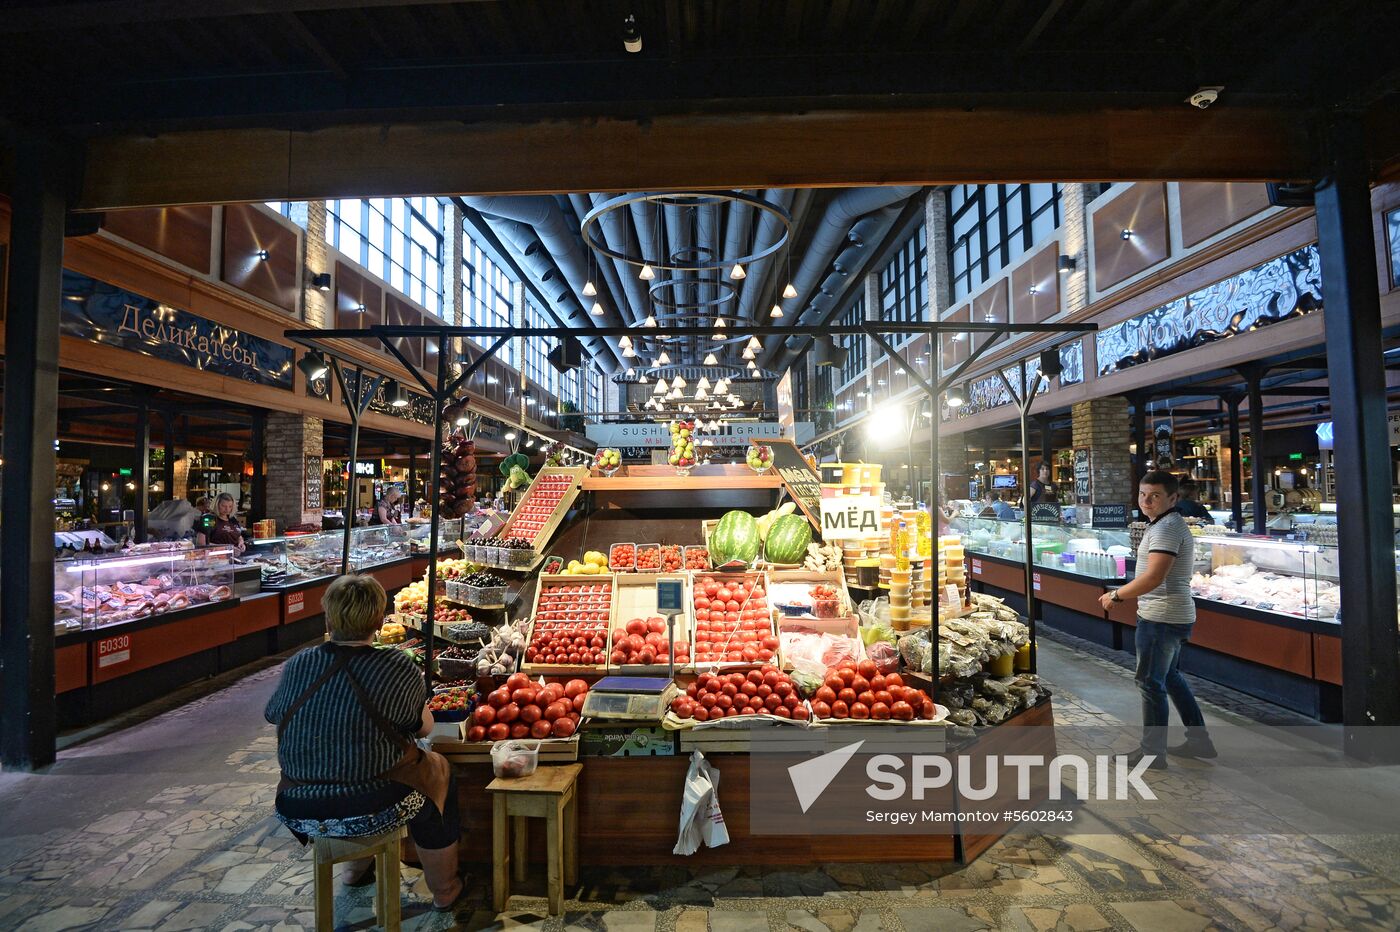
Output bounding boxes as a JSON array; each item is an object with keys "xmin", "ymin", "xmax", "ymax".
[
  {"xmin": 670, "ymin": 666, "xmax": 810, "ymax": 722},
  {"xmin": 469, "ymin": 673, "xmax": 587, "ymax": 741},
  {"xmin": 692, "ymin": 574, "xmax": 777, "ymax": 664},
  {"xmin": 525, "ymin": 619, "xmax": 608, "ymax": 667},
  {"xmin": 811, "ymin": 660, "xmax": 938, "ymax": 720},
  {"xmin": 610, "ymin": 616, "xmax": 691, "ymax": 667},
  {"xmin": 509, "ymin": 475, "xmax": 571, "ymax": 542},
  {"xmin": 684, "ymin": 547, "xmax": 710, "ymax": 570}
]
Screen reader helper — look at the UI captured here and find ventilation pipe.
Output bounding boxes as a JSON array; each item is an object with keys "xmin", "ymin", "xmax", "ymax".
[
  {"xmin": 463, "ymin": 195, "xmax": 627, "ymax": 370},
  {"xmin": 758, "ymin": 189, "xmax": 918, "ymax": 369},
  {"xmin": 580, "ymin": 192, "xmax": 650, "ymax": 328},
  {"xmin": 734, "ymin": 189, "xmax": 797, "ymax": 325}
]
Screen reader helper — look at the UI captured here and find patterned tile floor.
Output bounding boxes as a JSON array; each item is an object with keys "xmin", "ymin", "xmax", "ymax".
[{"xmin": 1, "ymin": 639, "xmax": 1398, "ymax": 931}]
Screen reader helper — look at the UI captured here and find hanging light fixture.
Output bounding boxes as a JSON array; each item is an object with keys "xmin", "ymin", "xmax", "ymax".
[
  {"xmin": 672, "ymin": 375, "xmax": 687, "ymax": 388},
  {"xmin": 746, "ymin": 336, "xmax": 761, "ymax": 351},
  {"xmin": 582, "ymin": 280, "xmax": 597, "ymax": 297},
  {"xmin": 783, "ymin": 282, "xmax": 798, "ymax": 299},
  {"xmin": 591, "ymin": 301, "xmax": 605, "ymax": 317},
  {"xmin": 747, "ymin": 359, "xmax": 758, "ymax": 371},
  {"xmin": 742, "ymin": 347, "xmax": 756, "ymax": 360},
  {"xmin": 625, "ymin": 367, "xmax": 636, "ymax": 377},
  {"xmin": 504, "ymin": 431, "xmax": 517, "ymax": 441},
  {"xmin": 770, "ymin": 304, "xmax": 784, "ymax": 319},
  {"xmin": 639, "ymin": 374, "xmax": 649, "ymax": 385},
  {"xmin": 455, "ymin": 410, "xmax": 471, "ymax": 427},
  {"xmin": 654, "ymin": 377, "xmax": 668, "ymax": 394},
  {"xmin": 703, "ymin": 351, "xmax": 719, "ymax": 365},
  {"xmin": 945, "ymin": 382, "xmax": 968, "ymax": 408},
  {"xmin": 697, "ymin": 376, "xmax": 710, "ymax": 390},
  {"xmin": 623, "ymin": 345, "xmax": 637, "ymax": 358},
  {"xmin": 714, "ymin": 378, "xmax": 728, "ymax": 393},
  {"xmin": 668, "ymin": 388, "xmax": 683, "ymax": 400},
  {"xmin": 729, "ymin": 263, "xmax": 746, "ymax": 280},
  {"xmin": 388, "ymin": 381, "xmax": 410, "ymax": 408},
  {"xmin": 619, "ymin": 334, "xmax": 632, "ymax": 348},
  {"xmin": 695, "ymin": 386, "xmax": 709, "ymax": 400},
  {"xmin": 639, "ymin": 263, "xmax": 656, "ymax": 280},
  {"xmin": 297, "ymin": 350, "xmax": 329, "ymax": 381},
  {"xmin": 657, "ymin": 351, "xmax": 671, "ymax": 365},
  {"xmin": 643, "ymin": 314, "xmax": 657, "ymax": 328}
]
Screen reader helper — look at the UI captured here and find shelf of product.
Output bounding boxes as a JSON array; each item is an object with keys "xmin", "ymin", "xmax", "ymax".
[
  {"xmin": 953, "ymin": 517, "xmax": 1132, "ymax": 580},
  {"xmin": 470, "ymin": 536, "xmax": 538, "ymax": 570},
  {"xmin": 811, "ymin": 661, "xmax": 941, "ymax": 722},
  {"xmin": 690, "ymin": 571, "xmax": 778, "ymax": 667},
  {"xmin": 608, "ymin": 573, "xmax": 692, "ymax": 671},
  {"xmin": 444, "ymin": 570, "xmax": 508, "ymax": 608},
  {"xmin": 55, "ymin": 544, "xmax": 235, "ymax": 630},
  {"xmin": 1189, "ymin": 535, "xmax": 1339, "ymax": 622},
  {"xmin": 468, "ymin": 673, "xmax": 589, "ymax": 742},
  {"xmin": 498, "ymin": 466, "xmax": 588, "ymax": 553},
  {"xmin": 523, "ymin": 577, "xmax": 614, "ymax": 672},
  {"xmin": 242, "ymin": 524, "xmax": 411, "ymax": 583},
  {"xmin": 668, "ymin": 667, "xmax": 811, "ymax": 723}
]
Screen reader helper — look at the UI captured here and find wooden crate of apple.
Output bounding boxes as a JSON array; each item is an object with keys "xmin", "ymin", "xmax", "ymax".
[
  {"xmin": 467, "ymin": 672, "xmax": 588, "ymax": 742},
  {"xmin": 691, "ymin": 572, "xmax": 779, "ymax": 667},
  {"xmin": 811, "ymin": 660, "xmax": 940, "ymax": 721},
  {"xmin": 670, "ymin": 667, "xmax": 811, "ymax": 723}
]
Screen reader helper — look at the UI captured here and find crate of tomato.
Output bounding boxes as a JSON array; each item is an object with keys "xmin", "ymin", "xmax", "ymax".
[
  {"xmin": 607, "ymin": 572, "xmax": 693, "ymax": 672},
  {"xmin": 522, "ymin": 575, "xmax": 613, "ymax": 674},
  {"xmin": 690, "ymin": 571, "xmax": 780, "ymax": 668}
]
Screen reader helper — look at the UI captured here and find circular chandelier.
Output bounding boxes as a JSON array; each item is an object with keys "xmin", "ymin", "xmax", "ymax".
[
  {"xmin": 648, "ymin": 277, "xmax": 737, "ymax": 311},
  {"xmin": 581, "ymin": 191, "xmax": 792, "ymax": 273}
]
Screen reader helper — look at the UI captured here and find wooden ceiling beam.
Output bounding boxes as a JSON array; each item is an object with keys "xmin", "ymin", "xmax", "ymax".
[{"xmin": 76, "ymin": 105, "xmax": 1323, "ymax": 211}]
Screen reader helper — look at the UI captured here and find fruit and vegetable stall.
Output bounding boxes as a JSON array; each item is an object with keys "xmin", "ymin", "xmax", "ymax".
[{"xmin": 390, "ymin": 434, "xmax": 1054, "ymax": 866}]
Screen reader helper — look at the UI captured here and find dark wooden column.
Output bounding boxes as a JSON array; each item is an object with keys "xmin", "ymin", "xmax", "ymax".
[
  {"xmin": 133, "ymin": 400, "xmax": 150, "ymax": 541},
  {"xmin": 1, "ymin": 133, "xmax": 70, "ymax": 770},
  {"xmin": 1226, "ymin": 395, "xmax": 1245, "ymax": 532},
  {"xmin": 250, "ymin": 409, "xmax": 267, "ymax": 523},
  {"xmin": 1315, "ymin": 116, "xmax": 1400, "ymax": 755}
]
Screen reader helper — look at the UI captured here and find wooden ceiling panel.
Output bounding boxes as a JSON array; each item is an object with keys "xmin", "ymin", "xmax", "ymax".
[
  {"xmin": 1178, "ymin": 182, "xmax": 1272, "ymax": 248},
  {"xmin": 221, "ymin": 204, "xmax": 299, "ymax": 314},
  {"xmin": 1091, "ymin": 183, "xmax": 1169, "ymax": 293},
  {"xmin": 102, "ymin": 207, "xmax": 213, "ymax": 274}
]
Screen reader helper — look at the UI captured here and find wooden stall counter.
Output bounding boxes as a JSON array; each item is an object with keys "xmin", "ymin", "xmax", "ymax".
[{"xmin": 451, "ymin": 700, "xmax": 1054, "ymax": 867}]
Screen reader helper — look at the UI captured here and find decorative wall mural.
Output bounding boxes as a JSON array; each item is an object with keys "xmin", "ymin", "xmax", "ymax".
[
  {"xmin": 1096, "ymin": 244, "xmax": 1322, "ymax": 376},
  {"xmin": 1059, "ymin": 340, "xmax": 1084, "ymax": 386}
]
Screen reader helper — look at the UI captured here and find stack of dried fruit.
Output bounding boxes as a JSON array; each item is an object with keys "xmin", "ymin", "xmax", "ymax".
[{"xmin": 437, "ymin": 406, "xmax": 476, "ymax": 518}]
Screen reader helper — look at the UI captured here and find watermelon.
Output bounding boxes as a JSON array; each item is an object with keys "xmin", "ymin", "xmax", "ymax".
[
  {"xmin": 711, "ymin": 510, "xmax": 761, "ymax": 567},
  {"xmin": 765, "ymin": 513, "xmax": 813, "ymax": 565}
]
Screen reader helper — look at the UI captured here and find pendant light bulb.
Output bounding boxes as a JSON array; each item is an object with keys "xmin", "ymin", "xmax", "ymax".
[
  {"xmin": 770, "ymin": 304, "xmax": 784, "ymax": 319},
  {"xmin": 729, "ymin": 263, "xmax": 746, "ymax": 280},
  {"xmin": 639, "ymin": 264, "xmax": 655, "ymax": 281},
  {"xmin": 643, "ymin": 314, "xmax": 657, "ymax": 328},
  {"xmin": 582, "ymin": 280, "xmax": 597, "ymax": 297},
  {"xmin": 654, "ymin": 377, "xmax": 668, "ymax": 394},
  {"xmin": 672, "ymin": 375, "xmax": 687, "ymax": 388},
  {"xmin": 742, "ymin": 348, "xmax": 756, "ymax": 360},
  {"xmin": 590, "ymin": 301, "xmax": 605, "ymax": 317},
  {"xmin": 746, "ymin": 336, "xmax": 761, "ymax": 351},
  {"xmin": 623, "ymin": 345, "xmax": 637, "ymax": 358},
  {"xmin": 783, "ymin": 282, "xmax": 798, "ymax": 299},
  {"xmin": 703, "ymin": 352, "xmax": 719, "ymax": 366},
  {"xmin": 657, "ymin": 351, "xmax": 671, "ymax": 366},
  {"xmin": 625, "ymin": 367, "xmax": 636, "ymax": 378},
  {"xmin": 619, "ymin": 334, "xmax": 632, "ymax": 348},
  {"xmin": 697, "ymin": 377, "xmax": 710, "ymax": 390}
]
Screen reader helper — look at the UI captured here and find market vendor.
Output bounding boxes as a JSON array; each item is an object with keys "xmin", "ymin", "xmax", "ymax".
[
  {"xmin": 371, "ymin": 486, "xmax": 404, "ymax": 526},
  {"xmin": 1027, "ymin": 461, "xmax": 1058, "ymax": 504},
  {"xmin": 264, "ymin": 574, "xmax": 465, "ymax": 911},
  {"xmin": 196, "ymin": 492, "xmax": 246, "ymax": 555}
]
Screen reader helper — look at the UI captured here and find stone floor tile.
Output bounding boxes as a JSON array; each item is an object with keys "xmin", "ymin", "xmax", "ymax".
[
  {"xmin": 152, "ymin": 900, "xmax": 232, "ymax": 931},
  {"xmin": 893, "ymin": 905, "xmax": 996, "ymax": 931},
  {"xmin": 785, "ymin": 907, "xmax": 886, "ymax": 932},
  {"xmin": 1108, "ymin": 899, "xmax": 1228, "ymax": 932},
  {"xmin": 16, "ymin": 904, "xmax": 117, "ymax": 932},
  {"xmin": 1002, "ymin": 903, "xmax": 1112, "ymax": 932},
  {"xmin": 675, "ymin": 908, "xmax": 710, "ymax": 932},
  {"xmin": 706, "ymin": 910, "xmax": 771, "ymax": 932}
]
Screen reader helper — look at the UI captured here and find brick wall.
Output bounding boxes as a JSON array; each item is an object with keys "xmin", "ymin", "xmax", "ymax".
[
  {"xmin": 264, "ymin": 413, "xmax": 323, "ymax": 531},
  {"xmin": 1060, "ymin": 184, "xmax": 1090, "ymax": 315},
  {"xmin": 925, "ymin": 188, "xmax": 952, "ymax": 316},
  {"xmin": 1071, "ymin": 396, "xmax": 1132, "ymax": 512},
  {"xmin": 303, "ymin": 201, "xmax": 330, "ymax": 329}
]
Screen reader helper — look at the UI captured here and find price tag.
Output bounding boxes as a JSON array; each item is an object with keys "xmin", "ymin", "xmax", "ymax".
[
  {"xmin": 1032, "ymin": 572, "xmax": 1042, "ymax": 592},
  {"xmin": 97, "ymin": 634, "xmax": 131, "ymax": 669},
  {"xmin": 971, "ymin": 558, "xmax": 983, "ymax": 576},
  {"xmin": 287, "ymin": 592, "xmax": 305, "ymax": 616}
]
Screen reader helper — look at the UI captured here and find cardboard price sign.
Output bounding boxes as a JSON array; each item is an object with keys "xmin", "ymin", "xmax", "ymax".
[{"xmin": 820, "ymin": 494, "xmax": 883, "ymax": 540}]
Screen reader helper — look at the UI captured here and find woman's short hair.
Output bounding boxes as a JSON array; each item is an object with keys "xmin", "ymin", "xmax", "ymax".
[
  {"xmin": 215, "ymin": 491, "xmax": 236, "ymax": 509},
  {"xmin": 323, "ymin": 574, "xmax": 387, "ymax": 641}
]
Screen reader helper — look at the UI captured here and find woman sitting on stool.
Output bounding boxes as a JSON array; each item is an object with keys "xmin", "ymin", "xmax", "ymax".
[{"xmin": 264, "ymin": 574, "xmax": 466, "ymax": 911}]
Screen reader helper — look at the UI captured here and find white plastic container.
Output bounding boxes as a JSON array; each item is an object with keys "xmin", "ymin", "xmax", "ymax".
[{"xmin": 490, "ymin": 740, "xmax": 540, "ymax": 779}]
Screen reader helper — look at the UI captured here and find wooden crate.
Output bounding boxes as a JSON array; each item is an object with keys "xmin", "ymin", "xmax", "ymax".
[
  {"xmin": 498, "ymin": 465, "xmax": 589, "ymax": 556},
  {"xmin": 432, "ymin": 734, "xmax": 581, "ymax": 763},
  {"xmin": 689, "ymin": 569, "xmax": 779, "ymax": 670},
  {"xmin": 521, "ymin": 574, "xmax": 614, "ymax": 675},
  {"xmin": 768, "ymin": 568, "xmax": 860, "ymax": 638},
  {"xmin": 607, "ymin": 572, "xmax": 693, "ymax": 674}
]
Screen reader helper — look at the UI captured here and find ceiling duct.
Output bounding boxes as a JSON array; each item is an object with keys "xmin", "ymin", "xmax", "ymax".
[
  {"xmin": 832, "ymin": 245, "xmax": 866, "ymax": 275},
  {"xmin": 757, "ymin": 187, "xmax": 919, "ymax": 368},
  {"xmin": 577, "ymin": 192, "xmax": 646, "ymax": 326},
  {"xmin": 734, "ymin": 189, "xmax": 797, "ymax": 325},
  {"xmin": 847, "ymin": 216, "xmax": 885, "ymax": 246},
  {"xmin": 818, "ymin": 271, "xmax": 846, "ymax": 296}
]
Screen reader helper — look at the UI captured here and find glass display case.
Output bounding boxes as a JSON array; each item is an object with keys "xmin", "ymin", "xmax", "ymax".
[
  {"xmin": 55, "ymin": 544, "xmax": 236, "ymax": 630},
  {"xmin": 954, "ymin": 517, "xmax": 1133, "ymax": 581},
  {"xmin": 407, "ymin": 518, "xmax": 464, "ymax": 554},
  {"xmin": 1189, "ymin": 534, "xmax": 1339, "ymax": 623},
  {"xmin": 241, "ymin": 525, "xmax": 411, "ymax": 585}
]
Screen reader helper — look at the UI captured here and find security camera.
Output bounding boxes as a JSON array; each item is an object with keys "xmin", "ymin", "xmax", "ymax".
[
  {"xmin": 623, "ymin": 14, "xmax": 642, "ymax": 53},
  {"xmin": 1187, "ymin": 86, "xmax": 1223, "ymax": 109}
]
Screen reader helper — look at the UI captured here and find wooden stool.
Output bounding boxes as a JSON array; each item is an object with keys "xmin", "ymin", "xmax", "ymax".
[
  {"xmin": 487, "ymin": 763, "xmax": 581, "ymax": 915},
  {"xmin": 311, "ymin": 826, "xmax": 404, "ymax": 932}
]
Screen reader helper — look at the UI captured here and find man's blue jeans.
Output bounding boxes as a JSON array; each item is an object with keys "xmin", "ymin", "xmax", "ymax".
[{"xmin": 1135, "ymin": 619, "xmax": 1206, "ymax": 753}]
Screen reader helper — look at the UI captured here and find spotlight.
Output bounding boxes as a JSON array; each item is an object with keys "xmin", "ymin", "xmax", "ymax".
[
  {"xmin": 945, "ymin": 382, "xmax": 968, "ymax": 408},
  {"xmin": 388, "ymin": 381, "xmax": 410, "ymax": 408},
  {"xmin": 297, "ymin": 350, "xmax": 329, "ymax": 381},
  {"xmin": 1120, "ymin": 228, "xmax": 1133, "ymax": 240},
  {"xmin": 455, "ymin": 411, "xmax": 471, "ymax": 426},
  {"xmin": 1057, "ymin": 255, "xmax": 1077, "ymax": 274},
  {"xmin": 505, "ymin": 431, "xmax": 517, "ymax": 440},
  {"xmin": 525, "ymin": 437, "xmax": 535, "ymax": 448},
  {"xmin": 311, "ymin": 272, "xmax": 332, "ymax": 291},
  {"xmin": 623, "ymin": 13, "xmax": 642, "ymax": 53},
  {"xmin": 255, "ymin": 249, "xmax": 269, "ymax": 261},
  {"xmin": 1040, "ymin": 348, "xmax": 1065, "ymax": 379}
]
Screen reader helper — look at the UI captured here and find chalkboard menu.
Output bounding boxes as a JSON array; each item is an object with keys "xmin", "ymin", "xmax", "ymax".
[
  {"xmin": 305, "ymin": 455, "xmax": 323, "ymax": 510},
  {"xmin": 769, "ymin": 439, "xmax": 822, "ymax": 529},
  {"xmin": 1073, "ymin": 448, "xmax": 1091, "ymax": 503},
  {"xmin": 1092, "ymin": 503, "xmax": 1129, "ymax": 528},
  {"xmin": 1030, "ymin": 503, "xmax": 1063, "ymax": 525}
]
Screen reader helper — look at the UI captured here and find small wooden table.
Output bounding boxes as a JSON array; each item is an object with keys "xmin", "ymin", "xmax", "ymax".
[{"xmin": 486, "ymin": 763, "xmax": 581, "ymax": 915}]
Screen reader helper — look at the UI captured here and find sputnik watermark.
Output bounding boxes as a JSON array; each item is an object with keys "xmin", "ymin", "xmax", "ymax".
[{"xmin": 787, "ymin": 741, "xmax": 1158, "ymax": 815}]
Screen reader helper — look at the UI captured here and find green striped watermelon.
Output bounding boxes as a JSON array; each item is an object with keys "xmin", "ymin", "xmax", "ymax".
[
  {"xmin": 711, "ymin": 510, "xmax": 761, "ymax": 566},
  {"xmin": 765, "ymin": 513, "xmax": 813, "ymax": 565}
]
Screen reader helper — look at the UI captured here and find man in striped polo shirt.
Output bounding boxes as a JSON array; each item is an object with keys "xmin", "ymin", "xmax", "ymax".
[{"xmin": 1099, "ymin": 470, "xmax": 1215, "ymax": 769}]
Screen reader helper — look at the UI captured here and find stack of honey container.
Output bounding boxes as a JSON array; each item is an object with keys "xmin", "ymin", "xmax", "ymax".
[
  {"xmin": 938, "ymin": 534, "xmax": 968, "ymax": 616},
  {"xmin": 253, "ymin": 518, "xmax": 277, "ymax": 539}
]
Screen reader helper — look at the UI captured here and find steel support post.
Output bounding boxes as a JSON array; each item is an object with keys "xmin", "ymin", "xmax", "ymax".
[
  {"xmin": 1, "ymin": 133, "xmax": 69, "ymax": 770},
  {"xmin": 1132, "ymin": 393, "xmax": 1148, "ymax": 481},
  {"xmin": 134, "ymin": 402, "xmax": 150, "ymax": 541},
  {"xmin": 1226, "ymin": 396, "xmax": 1245, "ymax": 532},
  {"xmin": 163, "ymin": 410, "xmax": 176, "ymax": 507},
  {"xmin": 421, "ymin": 348, "xmax": 449, "ymax": 691},
  {"xmin": 250, "ymin": 410, "xmax": 267, "ymax": 523},
  {"xmin": 1245, "ymin": 369, "xmax": 1267, "ymax": 534},
  {"xmin": 1314, "ymin": 116, "xmax": 1400, "ymax": 753}
]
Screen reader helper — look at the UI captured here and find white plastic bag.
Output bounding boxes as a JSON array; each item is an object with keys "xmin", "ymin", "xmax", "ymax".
[{"xmin": 673, "ymin": 750, "xmax": 730, "ymax": 855}]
